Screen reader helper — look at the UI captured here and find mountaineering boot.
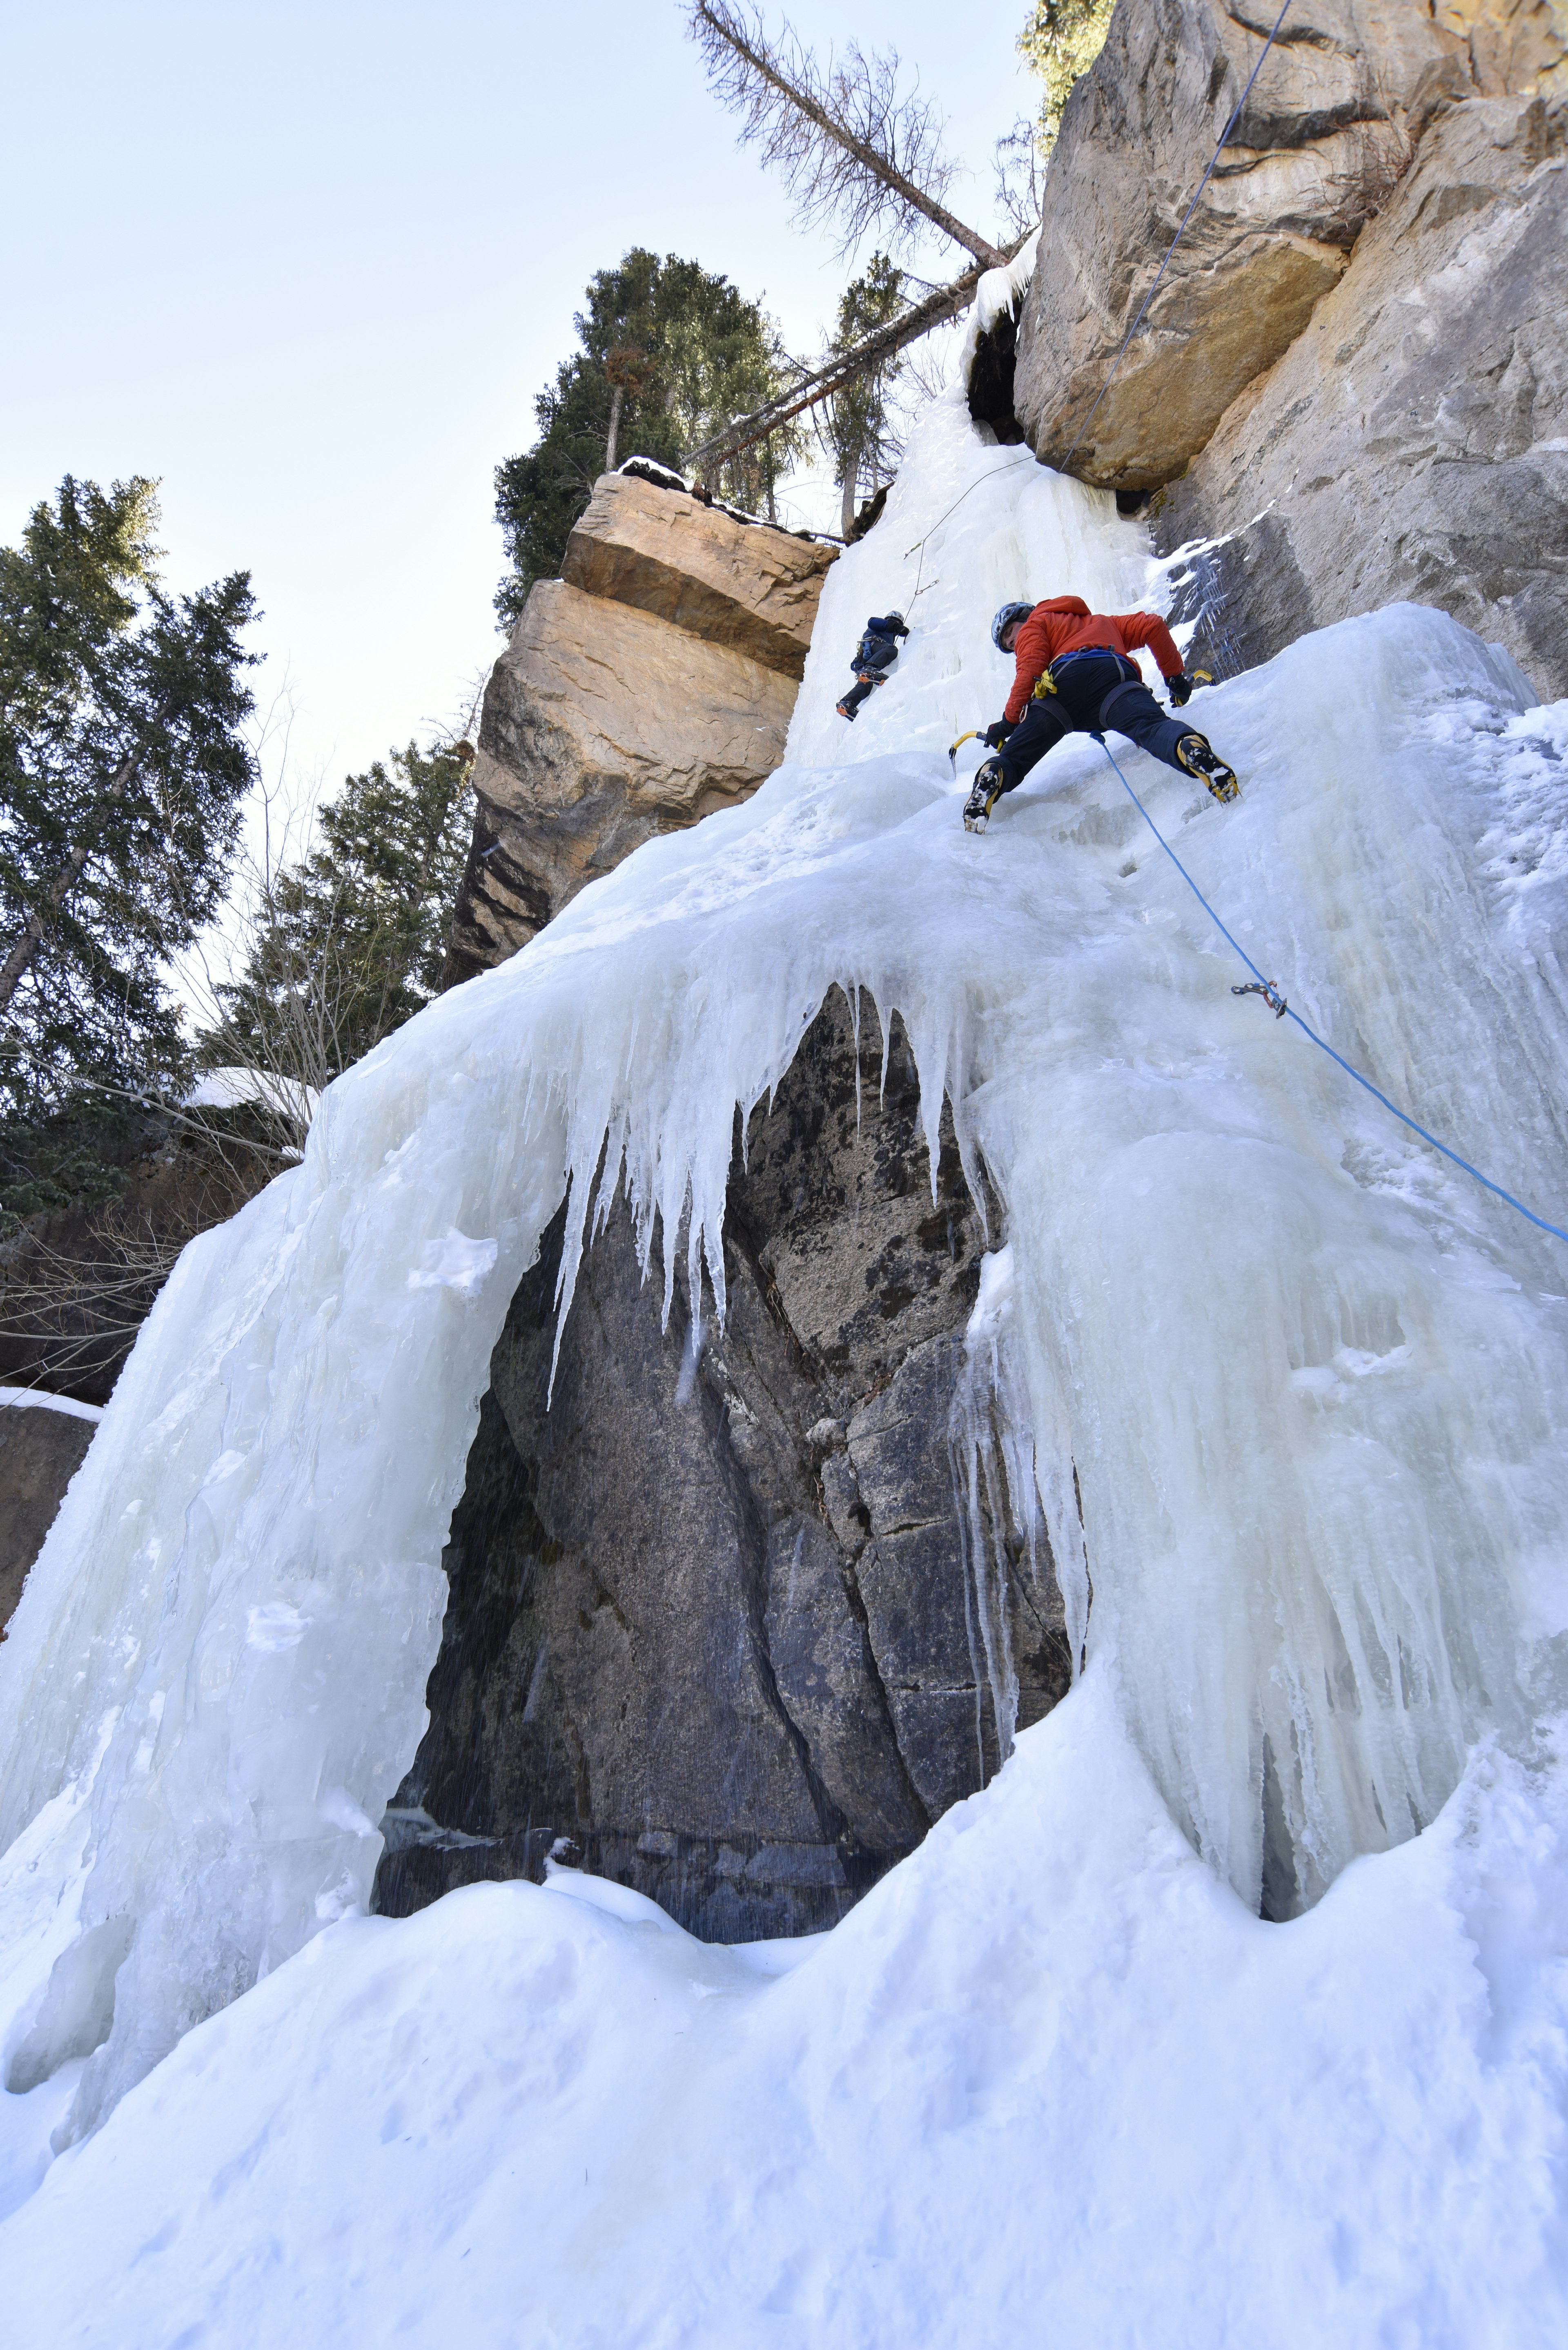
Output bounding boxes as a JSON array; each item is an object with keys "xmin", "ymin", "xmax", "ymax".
[
  {"xmin": 836, "ymin": 698, "xmax": 858, "ymax": 722},
  {"xmin": 963, "ymin": 758, "xmax": 1007, "ymax": 834},
  {"xmin": 1176, "ymin": 733, "xmax": 1240, "ymax": 803}
]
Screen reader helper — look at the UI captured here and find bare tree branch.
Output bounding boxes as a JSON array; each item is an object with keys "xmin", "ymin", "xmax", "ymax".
[
  {"xmin": 687, "ymin": 1, "xmax": 1008, "ymax": 268},
  {"xmin": 993, "ymin": 119, "xmax": 1045, "ymax": 240}
]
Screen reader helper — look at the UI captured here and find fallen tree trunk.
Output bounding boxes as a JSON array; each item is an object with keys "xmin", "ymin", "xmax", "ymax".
[{"xmin": 684, "ymin": 249, "xmax": 1026, "ymax": 478}]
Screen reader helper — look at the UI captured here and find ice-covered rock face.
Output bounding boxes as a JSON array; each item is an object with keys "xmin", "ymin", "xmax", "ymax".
[{"xmin": 1, "ymin": 390, "xmax": 1566, "ymax": 2149}]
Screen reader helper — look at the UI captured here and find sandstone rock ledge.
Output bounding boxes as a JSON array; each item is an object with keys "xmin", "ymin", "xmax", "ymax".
[
  {"xmin": 444, "ymin": 475, "xmax": 835, "ymax": 983},
  {"xmin": 999, "ymin": 0, "xmax": 1566, "ymax": 696},
  {"xmin": 562, "ymin": 469, "xmax": 831, "ymax": 678}
]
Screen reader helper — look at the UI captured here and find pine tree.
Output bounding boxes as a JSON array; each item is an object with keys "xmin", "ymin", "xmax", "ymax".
[
  {"xmin": 821, "ymin": 254, "xmax": 907, "ymax": 537},
  {"xmin": 678, "ymin": 5, "xmax": 1033, "ymax": 493},
  {"xmin": 0, "ymin": 474, "xmax": 257, "ymax": 1124},
  {"xmin": 493, "ymin": 249, "xmax": 801, "ymax": 627},
  {"xmin": 1018, "ymin": 0, "xmax": 1115, "ymax": 152},
  {"xmin": 199, "ymin": 740, "xmax": 474, "ymax": 1092}
]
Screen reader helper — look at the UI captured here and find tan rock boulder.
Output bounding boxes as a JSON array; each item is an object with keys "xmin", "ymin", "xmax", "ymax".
[
  {"xmin": 446, "ymin": 579, "xmax": 799, "ymax": 980},
  {"xmin": 1151, "ymin": 86, "xmax": 1568, "ymax": 699},
  {"xmin": 1013, "ymin": 0, "xmax": 1455, "ymax": 488},
  {"xmin": 1433, "ymin": 0, "xmax": 1567, "ymax": 100},
  {"xmin": 562, "ymin": 472, "xmax": 835, "ymax": 680}
]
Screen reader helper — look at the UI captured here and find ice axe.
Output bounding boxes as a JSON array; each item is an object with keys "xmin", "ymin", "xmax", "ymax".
[{"xmin": 948, "ymin": 728, "xmax": 985, "ymax": 776}]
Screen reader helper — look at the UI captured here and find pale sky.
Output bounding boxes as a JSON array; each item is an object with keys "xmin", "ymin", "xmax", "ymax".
[{"xmin": 1, "ymin": 0, "xmax": 1037, "ymax": 844}]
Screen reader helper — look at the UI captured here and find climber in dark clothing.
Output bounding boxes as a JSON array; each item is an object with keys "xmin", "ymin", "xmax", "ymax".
[
  {"xmin": 962, "ymin": 595, "xmax": 1237, "ymax": 833},
  {"xmin": 837, "ymin": 611, "xmax": 909, "ymax": 722}
]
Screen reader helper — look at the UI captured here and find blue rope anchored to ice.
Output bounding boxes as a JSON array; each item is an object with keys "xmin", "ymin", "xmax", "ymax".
[{"xmin": 1094, "ymin": 735, "xmax": 1568, "ymax": 1248}]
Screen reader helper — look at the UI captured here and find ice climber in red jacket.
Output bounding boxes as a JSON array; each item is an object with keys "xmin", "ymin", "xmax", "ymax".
[{"xmin": 962, "ymin": 595, "xmax": 1238, "ymax": 834}]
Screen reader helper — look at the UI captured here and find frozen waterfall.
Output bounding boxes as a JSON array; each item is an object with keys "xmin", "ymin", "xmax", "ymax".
[{"xmin": 2, "ymin": 382, "xmax": 1567, "ymax": 2341}]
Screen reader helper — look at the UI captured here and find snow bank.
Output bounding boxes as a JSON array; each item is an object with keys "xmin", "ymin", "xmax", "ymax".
[
  {"xmin": 0, "ymin": 388, "xmax": 1566, "ymax": 2331},
  {"xmin": 0, "ymin": 1389, "xmax": 103, "ymax": 1425},
  {"xmin": 185, "ymin": 1065, "xmax": 320, "ymax": 1128},
  {"xmin": 5, "ymin": 1668, "xmax": 1565, "ymax": 2346}
]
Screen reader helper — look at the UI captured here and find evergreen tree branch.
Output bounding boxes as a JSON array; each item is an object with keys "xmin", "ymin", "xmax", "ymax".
[
  {"xmin": 0, "ymin": 737, "xmax": 154, "ymax": 1016},
  {"xmin": 682, "ymin": 250, "xmax": 1011, "ymax": 476}
]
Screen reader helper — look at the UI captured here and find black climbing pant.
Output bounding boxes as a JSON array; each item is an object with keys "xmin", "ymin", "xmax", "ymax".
[
  {"xmin": 992, "ymin": 651, "xmax": 1192, "ymax": 794},
  {"xmin": 840, "ymin": 631, "xmax": 902, "ymax": 716}
]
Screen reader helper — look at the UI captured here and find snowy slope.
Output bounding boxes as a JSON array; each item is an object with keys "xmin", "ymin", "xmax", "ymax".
[
  {"xmin": 6, "ymin": 1669, "xmax": 1567, "ymax": 2349},
  {"xmin": 2, "ymin": 382, "xmax": 1567, "ymax": 2339}
]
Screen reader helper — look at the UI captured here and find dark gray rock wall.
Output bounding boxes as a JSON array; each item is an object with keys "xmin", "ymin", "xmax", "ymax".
[
  {"xmin": 375, "ymin": 993, "xmax": 1072, "ymax": 1940},
  {"xmin": 0, "ymin": 1401, "xmax": 97, "ymax": 1636}
]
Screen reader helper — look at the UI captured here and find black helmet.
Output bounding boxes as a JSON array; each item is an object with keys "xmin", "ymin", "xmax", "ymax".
[{"xmin": 992, "ymin": 600, "xmax": 1032, "ymax": 650}]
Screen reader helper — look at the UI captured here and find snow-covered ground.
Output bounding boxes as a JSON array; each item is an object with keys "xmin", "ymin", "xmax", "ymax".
[
  {"xmin": 2, "ymin": 375, "xmax": 1567, "ymax": 2344},
  {"xmin": 8, "ymin": 1668, "xmax": 1566, "ymax": 2346}
]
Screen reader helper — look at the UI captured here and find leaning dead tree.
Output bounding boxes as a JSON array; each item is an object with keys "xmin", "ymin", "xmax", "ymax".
[
  {"xmin": 682, "ymin": 5, "xmax": 1029, "ymax": 490},
  {"xmin": 688, "ymin": 2, "xmax": 1009, "ymax": 270}
]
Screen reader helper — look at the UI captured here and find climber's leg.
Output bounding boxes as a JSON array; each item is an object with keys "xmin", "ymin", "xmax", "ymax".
[
  {"xmin": 1095, "ymin": 677, "xmax": 1241, "ymax": 803},
  {"xmin": 989, "ymin": 696, "xmax": 1073, "ymax": 792}
]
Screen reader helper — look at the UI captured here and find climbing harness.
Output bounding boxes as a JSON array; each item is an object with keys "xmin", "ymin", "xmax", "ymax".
[
  {"xmin": 1092, "ymin": 735, "xmax": 1568, "ymax": 1248},
  {"xmin": 1061, "ymin": 0, "xmax": 1296, "ymax": 476}
]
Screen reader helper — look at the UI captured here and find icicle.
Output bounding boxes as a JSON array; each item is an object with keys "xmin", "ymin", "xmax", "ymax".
[{"xmin": 4, "ymin": 388, "xmax": 1567, "ymax": 2151}]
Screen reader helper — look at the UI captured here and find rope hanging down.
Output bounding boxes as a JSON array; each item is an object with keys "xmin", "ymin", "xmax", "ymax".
[
  {"xmin": 1093, "ymin": 737, "xmax": 1568, "ymax": 1248},
  {"xmin": 904, "ymin": 455, "xmax": 1038, "ymax": 606},
  {"xmin": 1061, "ymin": 0, "xmax": 1296, "ymax": 476}
]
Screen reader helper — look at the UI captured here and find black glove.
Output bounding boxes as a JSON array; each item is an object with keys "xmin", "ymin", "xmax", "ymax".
[
  {"xmin": 982, "ymin": 718, "xmax": 1014, "ymax": 749},
  {"xmin": 1167, "ymin": 668, "xmax": 1212, "ymax": 708}
]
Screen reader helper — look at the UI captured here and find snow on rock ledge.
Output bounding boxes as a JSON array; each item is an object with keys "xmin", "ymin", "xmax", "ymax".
[{"xmin": 444, "ymin": 473, "xmax": 834, "ymax": 985}]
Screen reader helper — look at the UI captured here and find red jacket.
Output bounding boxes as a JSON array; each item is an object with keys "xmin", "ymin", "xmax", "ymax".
[{"xmin": 1004, "ymin": 596, "xmax": 1183, "ymax": 725}]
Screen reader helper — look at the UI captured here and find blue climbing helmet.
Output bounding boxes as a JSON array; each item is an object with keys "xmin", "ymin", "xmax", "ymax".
[{"xmin": 991, "ymin": 600, "xmax": 1033, "ymax": 651}]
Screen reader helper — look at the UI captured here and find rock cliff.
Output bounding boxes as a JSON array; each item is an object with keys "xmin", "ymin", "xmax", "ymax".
[
  {"xmin": 245, "ymin": 0, "xmax": 1568, "ymax": 1949},
  {"xmin": 1014, "ymin": 0, "xmax": 1455, "ymax": 488},
  {"xmin": 1008, "ymin": 0, "xmax": 1565, "ymax": 696},
  {"xmin": 1154, "ymin": 78, "xmax": 1566, "ymax": 695},
  {"xmin": 375, "ymin": 994, "xmax": 1071, "ymax": 1939},
  {"xmin": 443, "ymin": 473, "xmax": 835, "ymax": 983}
]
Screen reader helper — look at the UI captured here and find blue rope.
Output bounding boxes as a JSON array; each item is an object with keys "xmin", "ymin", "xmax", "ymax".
[{"xmin": 1094, "ymin": 738, "xmax": 1568, "ymax": 1248}]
